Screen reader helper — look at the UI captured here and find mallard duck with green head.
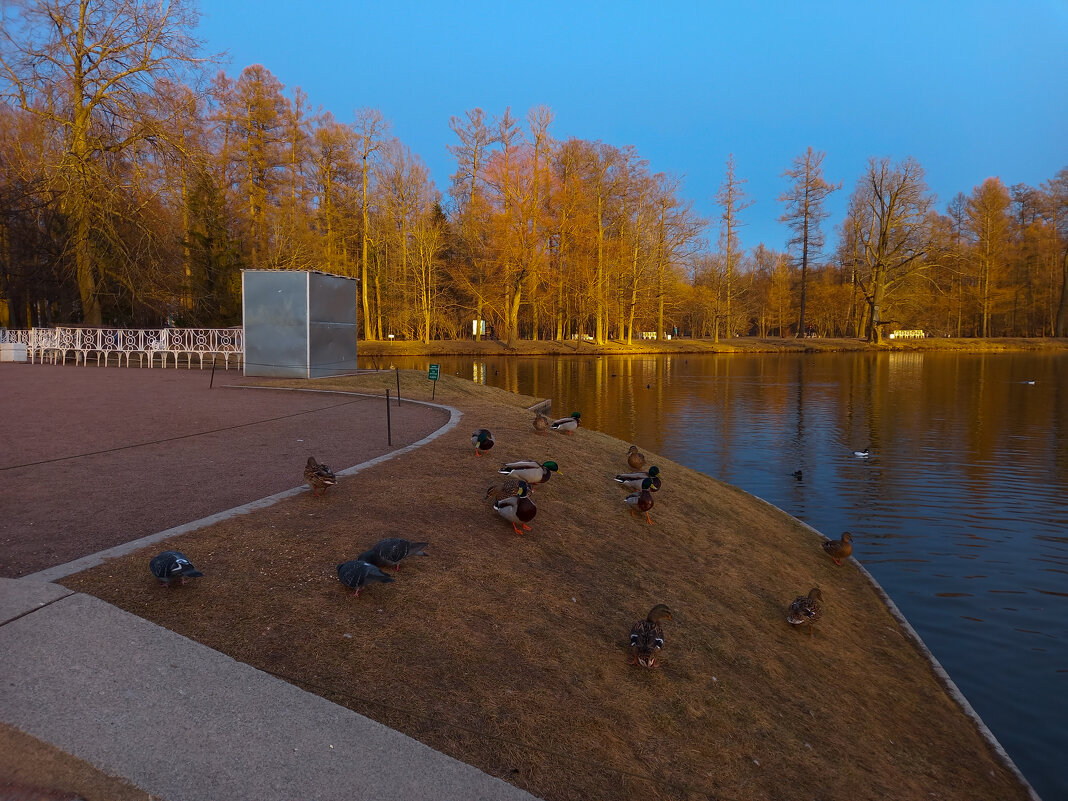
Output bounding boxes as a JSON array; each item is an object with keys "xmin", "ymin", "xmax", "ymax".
[
  {"xmin": 494, "ymin": 483, "xmax": 537, "ymax": 535},
  {"xmin": 485, "ymin": 479, "xmax": 530, "ymax": 503},
  {"xmin": 498, "ymin": 459, "xmax": 560, "ymax": 489},
  {"xmin": 624, "ymin": 481, "xmax": 655, "ymax": 524},
  {"xmin": 471, "ymin": 428, "xmax": 495, "ymax": 456},
  {"xmin": 615, "ymin": 465, "xmax": 662, "ymax": 492},
  {"xmin": 629, "ymin": 604, "xmax": 673, "ymax": 667},
  {"xmin": 550, "ymin": 412, "xmax": 581, "ymax": 434},
  {"xmin": 786, "ymin": 588, "xmax": 824, "ymax": 635}
]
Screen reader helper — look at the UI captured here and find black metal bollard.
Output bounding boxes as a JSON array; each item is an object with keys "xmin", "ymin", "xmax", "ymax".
[
  {"xmin": 209, "ymin": 354, "xmax": 217, "ymax": 389},
  {"xmin": 385, "ymin": 389, "xmax": 392, "ymax": 446},
  {"xmin": 395, "ymin": 367, "xmax": 402, "ymax": 405}
]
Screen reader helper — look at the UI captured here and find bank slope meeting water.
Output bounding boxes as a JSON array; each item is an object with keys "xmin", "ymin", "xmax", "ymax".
[{"xmin": 368, "ymin": 350, "xmax": 1067, "ymax": 801}]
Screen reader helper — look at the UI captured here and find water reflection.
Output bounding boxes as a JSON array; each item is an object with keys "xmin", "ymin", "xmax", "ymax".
[{"xmin": 369, "ymin": 350, "xmax": 1068, "ymax": 800}]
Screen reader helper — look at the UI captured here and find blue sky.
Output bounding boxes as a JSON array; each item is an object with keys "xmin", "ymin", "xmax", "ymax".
[{"xmin": 195, "ymin": 0, "xmax": 1068, "ymax": 254}]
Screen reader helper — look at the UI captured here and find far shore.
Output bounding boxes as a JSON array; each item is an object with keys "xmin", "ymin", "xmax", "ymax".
[{"xmin": 358, "ymin": 335, "xmax": 1068, "ymax": 358}]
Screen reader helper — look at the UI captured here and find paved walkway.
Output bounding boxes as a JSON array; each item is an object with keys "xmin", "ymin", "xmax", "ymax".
[
  {"xmin": 0, "ymin": 363, "xmax": 539, "ymax": 800},
  {"xmin": 0, "ymin": 580, "xmax": 536, "ymax": 800},
  {"xmin": 0, "ymin": 364, "xmax": 446, "ymax": 577}
]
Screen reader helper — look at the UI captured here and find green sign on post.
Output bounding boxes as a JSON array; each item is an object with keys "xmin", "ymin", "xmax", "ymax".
[{"xmin": 428, "ymin": 363, "xmax": 440, "ymax": 399}]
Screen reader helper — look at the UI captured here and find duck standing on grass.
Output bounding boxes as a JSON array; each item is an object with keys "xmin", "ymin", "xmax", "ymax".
[
  {"xmin": 304, "ymin": 456, "xmax": 337, "ymax": 497},
  {"xmin": 494, "ymin": 483, "xmax": 537, "ymax": 535},
  {"xmin": 150, "ymin": 551, "xmax": 204, "ymax": 588},
  {"xmin": 624, "ymin": 480, "xmax": 655, "ymax": 524},
  {"xmin": 532, "ymin": 412, "xmax": 550, "ymax": 435},
  {"xmin": 615, "ymin": 465, "xmax": 662, "ymax": 492},
  {"xmin": 471, "ymin": 428, "xmax": 495, "ymax": 456},
  {"xmin": 629, "ymin": 604, "xmax": 673, "ymax": 667},
  {"xmin": 337, "ymin": 560, "xmax": 394, "ymax": 597},
  {"xmin": 551, "ymin": 412, "xmax": 581, "ymax": 434},
  {"xmin": 822, "ymin": 532, "xmax": 854, "ymax": 566},
  {"xmin": 498, "ymin": 459, "xmax": 560, "ymax": 490},
  {"xmin": 786, "ymin": 588, "xmax": 824, "ymax": 635},
  {"xmin": 485, "ymin": 479, "xmax": 530, "ymax": 503},
  {"xmin": 358, "ymin": 538, "xmax": 428, "ymax": 573},
  {"xmin": 627, "ymin": 445, "xmax": 646, "ymax": 470}
]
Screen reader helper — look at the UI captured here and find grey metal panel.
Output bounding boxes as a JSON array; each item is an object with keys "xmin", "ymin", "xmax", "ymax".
[
  {"xmin": 243, "ymin": 271, "xmax": 309, "ymax": 378},
  {"xmin": 242, "ymin": 270, "xmax": 358, "ymax": 379},
  {"xmin": 308, "ymin": 272, "xmax": 358, "ymax": 378},
  {"xmin": 309, "ymin": 272, "xmax": 357, "ymax": 325},
  {"xmin": 308, "ymin": 323, "xmax": 358, "ymax": 378}
]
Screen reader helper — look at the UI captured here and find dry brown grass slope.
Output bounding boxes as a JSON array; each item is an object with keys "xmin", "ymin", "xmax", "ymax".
[{"xmin": 62, "ymin": 371, "xmax": 1031, "ymax": 801}]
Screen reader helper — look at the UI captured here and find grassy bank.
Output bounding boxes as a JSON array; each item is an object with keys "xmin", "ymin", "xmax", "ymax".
[
  {"xmin": 62, "ymin": 371, "xmax": 1032, "ymax": 801},
  {"xmin": 359, "ymin": 335, "xmax": 1068, "ymax": 358}
]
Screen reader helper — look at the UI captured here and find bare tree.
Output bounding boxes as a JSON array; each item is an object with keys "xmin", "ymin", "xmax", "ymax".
[
  {"xmin": 716, "ymin": 154, "xmax": 754, "ymax": 339},
  {"xmin": 850, "ymin": 156, "xmax": 934, "ymax": 343},
  {"xmin": 1, "ymin": 0, "xmax": 208, "ymax": 324},
  {"xmin": 965, "ymin": 177, "xmax": 1011, "ymax": 336},
  {"xmin": 1042, "ymin": 167, "xmax": 1068, "ymax": 336},
  {"xmin": 779, "ymin": 147, "xmax": 838, "ymax": 337},
  {"xmin": 353, "ymin": 107, "xmax": 389, "ymax": 338},
  {"xmin": 447, "ymin": 107, "xmax": 496, "ymax": 340}
]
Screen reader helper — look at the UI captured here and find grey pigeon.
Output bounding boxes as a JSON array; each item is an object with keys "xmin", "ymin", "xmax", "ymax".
[
  {"xmin": 337, "ymin": 560, "xmax": 394, "ymax": 596},
  {"xmin": 357, "ymin": 538, "xmax": 428, "ymax": 573},
  {"xmin": 150, "ymin": 550, "xmax": 203, "ymax": 587}
]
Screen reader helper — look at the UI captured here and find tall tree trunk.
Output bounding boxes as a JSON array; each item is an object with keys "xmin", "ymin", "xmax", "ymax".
[
  {"xmin": 595, "ymin": 193, "xmax": 605, "ymax": 344},
  {"xmin": 1055, "ymin": 247, "xmax": 1068, "ymax": 337},
  {"xmin": 361, "ymin": 155, "xmax": 373, "ymax": 339}
]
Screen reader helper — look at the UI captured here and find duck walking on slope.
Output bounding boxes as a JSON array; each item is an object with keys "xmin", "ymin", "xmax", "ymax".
[
  {"xmin": 629, "ymin": 604, "xmax": 673, "ymax": 668},
  {"xmin": 532, "ymin": 412, "xmax": 550, "ymax": 435},
  {"xmin": 786, "ymin": 588, "xmax": 824, "ymax": 635},
  {"xmin": 627, "ymin": 445, "xmax": 646, "ymax": 470},
  {"xmin": 615, "ymin": 465, "xmax": 662, "ymax": 492},
  {"xmin": 337, "ymin": 560, "xmax": 394, "ymax": 597},
  {"xmin": 494, "ymin": 484, "xmax": 537, "ymax": 535},
  {"xmin": 624, "ymin": 481, "xmax": 655, "ymax": 524},
  {"xmin": 485, "ymin": 479, "xmax": 530, "ymax": 503},
  {"xmin": 358, "ymin": 538, "xmax": 429, "ymax": 573},
  {"xmin": 550, "ymin": 412, "xmax": 581, "ymax": 434},
  {"xmin": 822, "ymin": 532, "xmax": 854, "ymax": 566},
  {"xmin": 150, "ymin": 550, "xmax": 204, "ymax": 587},
  {"xmin": 304, "ymin": 456, "xmax": 337, "ymax": 497},
  {"xmin": 471, "ymin": 428, "xmax": 495, "ymax": 456},
  {"xmin": 498, "ymin": 460, "xmax": 560, "ymax": 490}
]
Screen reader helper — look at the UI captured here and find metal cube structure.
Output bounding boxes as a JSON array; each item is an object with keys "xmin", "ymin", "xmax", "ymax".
[{"xmin": 242, "ymin": 270, "xmax": 358, "ymax": 378}]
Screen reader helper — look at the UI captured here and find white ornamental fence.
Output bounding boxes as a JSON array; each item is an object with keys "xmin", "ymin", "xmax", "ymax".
[{"xmin": 0, "ymin": 327, "xmax": 244, "ymax": 369}]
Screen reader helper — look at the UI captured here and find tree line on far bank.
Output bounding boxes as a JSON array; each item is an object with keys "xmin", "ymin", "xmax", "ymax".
[{"xmin": 2, "ymin": 0, "xmax": 1066, "ymax": 345}]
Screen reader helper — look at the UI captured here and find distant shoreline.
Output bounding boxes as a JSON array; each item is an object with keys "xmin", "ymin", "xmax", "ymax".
[{"xmin": 358, "ymin": 336, "xmax": 1068, "ymax": 358}]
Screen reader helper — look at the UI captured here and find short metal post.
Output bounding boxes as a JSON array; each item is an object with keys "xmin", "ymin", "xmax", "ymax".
[
  {"xmin": 385, "ymin": 389, "xmax": 392, "ymax": 446},
  {"xmin": 395, "ymin": 367, "xmax": 401, "ymax": 405},
  {"xmin": 209, "ymin": 355, "xmax": 217, "ymax": 389}
]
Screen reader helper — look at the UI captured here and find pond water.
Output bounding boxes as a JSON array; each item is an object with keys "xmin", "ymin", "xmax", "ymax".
[{"xmin": 368, "ymin": 350, "xmax": 1067, "ymax": 799}]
